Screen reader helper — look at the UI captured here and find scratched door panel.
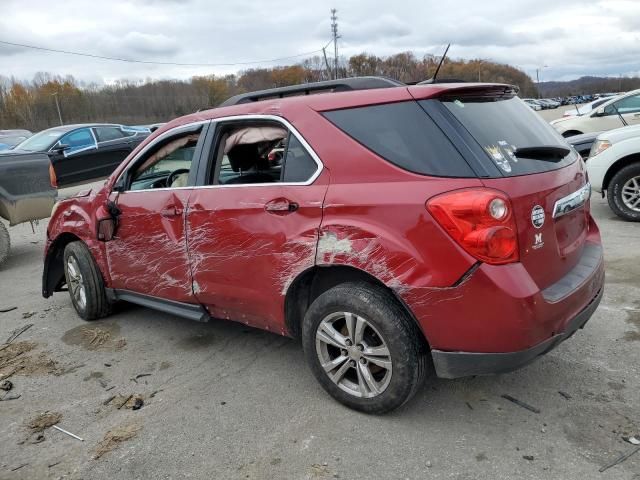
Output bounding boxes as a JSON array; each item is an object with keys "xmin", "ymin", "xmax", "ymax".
[
  {"xmin": 186, "ymin": 174, "xmax": 328, "ymax": 333},
  {"xmin": 106, "ymin": 189, "xmax": 194, "ymax": 302}
]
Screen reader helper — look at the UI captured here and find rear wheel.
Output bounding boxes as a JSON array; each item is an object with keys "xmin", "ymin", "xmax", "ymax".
[
  {"xmin": 608, "ymin": 163, "xmax": 640, "ymax": 222},
  {"xmin": 63, "ymin": 241, "xmax": 111, "ymax": 320},
  {"xmin": 302, "ymin": 282, "xmax": 429, "ymax": 414},
  {"xmin": 0, "ymin": 221, "xmax": 9, "ymax": 267}
]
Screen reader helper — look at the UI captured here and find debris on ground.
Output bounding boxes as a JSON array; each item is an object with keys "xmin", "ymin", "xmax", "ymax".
[
  {"xmin": 623, "ymin": 435, "xmax": 640, "ymax": 445},
  {"xmin": 0, "ymin": 341, "xmax": 62, "ymax": 379},
  {"xmin": 21, "ymin": 312, "xmax": 36, "ymax": 319},
  {"xmin": 0, "ymin": 393, "xmax": 20, "ymax": 401},
  {"xmin": 599, "ymin": 446, "xmax": 640, "ymax": 472},
  {"xmin": 131, "ymin": 373, "xmax": 152, "ymax": 383},
  {"xmin": 3, "ymin": 323, "xmax": 33, "ymax": 346},
  {"xmin": 52, "ymin": 424, "xmax": 84, "ymax": 441},
  {"xmin": 61, "ymin": 324, "xmax": 126, "ymax": 352},
  {"xmin": 501, "ymin": 394, "xmax": 541, "ymax": 414},
  {"xmin": 105, "ymin": 393, "xmax": 145, "ymax": 410},
  {"xmin": 522, "ymin": 455, "xmax": 535, "ymax": 461},
  {"xmin": 0, "ymin": 306, "xmax": 17, "ymax": 313},
  {"xmin": 28, "ymin": 411, "xmax": 62, "ymax": 432},
  {"xmin": 558, "ymin": 390, "xmax": 572, "ymax": 400},
  {"xmin": 0, "ymin": 379, "xmax": 12, "ymax": 391},
  {"xmin": 94, "ymin": 423, "xmax": 142, "ymax": 459},
  {"xmin": 10, "ymin": 464, "xmax": 27, "ymax": 472}
]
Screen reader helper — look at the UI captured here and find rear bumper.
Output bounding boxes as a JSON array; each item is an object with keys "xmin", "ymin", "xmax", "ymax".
[{"xmin": 431, "ymin": 285, "xmax": 603, "ymax": 378}]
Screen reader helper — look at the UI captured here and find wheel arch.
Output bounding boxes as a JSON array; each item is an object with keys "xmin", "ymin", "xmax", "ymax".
[
  {"xmin": 562, "ymin": 130, "xmax": 584, "ymax": 138},
  {"xmin": 42, "ymin": 232, "xmax": 83, "ymax": 297},
  {"xmin": 284, "ymin": 265, "xmax": 428, "ymax": 349},
  {"xmin": 602, "ymin": 153, "xmax": 640, "ymax": 192}
]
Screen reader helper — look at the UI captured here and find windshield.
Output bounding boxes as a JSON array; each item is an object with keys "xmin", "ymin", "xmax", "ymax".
[
  {"xmin": 439, "ymin": 96, "xmax": 577, "ymax": 176},
  {"xmin": 14, "ymin": 129, "xmax": 65, "ymax": 152}
]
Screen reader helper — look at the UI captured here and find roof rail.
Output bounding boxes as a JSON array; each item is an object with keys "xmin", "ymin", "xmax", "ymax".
[{"xmin": 219, "ymin": 76, "xmax": 405, "ymax": 107}]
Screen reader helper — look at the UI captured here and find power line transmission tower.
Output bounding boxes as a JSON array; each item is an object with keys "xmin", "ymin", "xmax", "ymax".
[{"xmin": 330, "ymin": 8, "xmax": 340, "ymax": 79}]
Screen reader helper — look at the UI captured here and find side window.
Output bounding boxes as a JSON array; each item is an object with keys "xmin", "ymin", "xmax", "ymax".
[
  {"xmin": 59, "ymin": 128, "xmax": 95, "ymax": 154},
  {"xmin": 612, "ymin": 94, "xmax": 640, "ymax": 114},
  {"xmin": 129, "ymin": 131, "xmax": 201, "ymax": 191},
  {"xmin": 94, "ymin": 126, "xmax": 126, "ymax": 142},
  {"xmin": 282, "ymin": 134, "xmax": 317, "ymax": 182},
  {"xmin": 212, "ymin": 124, "xmax": 317, "ymax": 185}
]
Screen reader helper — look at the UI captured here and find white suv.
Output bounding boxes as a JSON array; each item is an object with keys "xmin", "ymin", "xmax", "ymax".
[
  {"xmin": 551, "ymin": 89, "xmax": 640, "ymax": 137},
  {"xmin": 587, "ymin": 124, "xmax": 640, "ymax": 221}
]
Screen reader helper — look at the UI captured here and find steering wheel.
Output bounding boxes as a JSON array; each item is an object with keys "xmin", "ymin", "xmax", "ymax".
[{"xmin": 166, "ymin": 169, "xmax": 190, "ymax": 187}]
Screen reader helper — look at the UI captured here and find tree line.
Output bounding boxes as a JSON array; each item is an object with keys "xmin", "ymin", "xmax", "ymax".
[{"xmin": 1, "ymin": 52, "xmax": 543, "ymax": 132}]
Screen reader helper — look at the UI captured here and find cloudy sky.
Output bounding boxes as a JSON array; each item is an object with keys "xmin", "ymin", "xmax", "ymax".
[{"xmin": 0, "ymin": 0, "xmax": 638, "ymax": 85}]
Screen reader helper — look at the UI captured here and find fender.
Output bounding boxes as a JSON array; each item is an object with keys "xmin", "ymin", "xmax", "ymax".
[{"xmin": 43, "ymin": 189, "xmax": 111, "ymax": 297}]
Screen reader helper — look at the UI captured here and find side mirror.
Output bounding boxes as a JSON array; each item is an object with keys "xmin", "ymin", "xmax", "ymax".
[
  {"xmin": 95, "ymin": 201, "xmax": 121, "ymax": 242},
  {"xmin": 594, "ymin": 107, "xmax": 605, "ymax": 117},
  {"xmin": 51, "ymin": 143, "xmax": 70, "ymax": 155}
]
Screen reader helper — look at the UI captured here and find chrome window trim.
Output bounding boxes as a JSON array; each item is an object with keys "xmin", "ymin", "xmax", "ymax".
[
  {"xmin": 117, "ymin": 115, "xmax": 324, "ymax": 193},
  {"xmin": 552, "ymin": 183, "xmax": 591, "ymax": 219},
  {"xmin": 115, "ymin": 120, "xmax": 210, "ymax": 193}
]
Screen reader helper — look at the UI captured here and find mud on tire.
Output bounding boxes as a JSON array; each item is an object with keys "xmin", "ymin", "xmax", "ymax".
[
  {"xmin": 302, "ymin": 281, "xmax": 430, "ymax": 414},
  {"xmin": 63, "ymin": 241, "xmax": 111, "ymax": 321}
]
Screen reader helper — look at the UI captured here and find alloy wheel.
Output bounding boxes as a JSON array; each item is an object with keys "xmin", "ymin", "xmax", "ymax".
[
  {"xmin": 315, "ymin": 311, "xmax": 392, "ymax": 398},
  {"xmin": 621, "ymin": 176, "xmax": 640, "ymax": 212},
  {"xmin": 67, "ymin": 256, "xmax": 87, "ymax": 310}
]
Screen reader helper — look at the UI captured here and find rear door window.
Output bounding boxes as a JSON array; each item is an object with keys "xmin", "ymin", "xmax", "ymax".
[
  {"xmin": 323, "ymin": 102, "xmax": 475, "ymax": 177},
  {"xmin": 436, "ymin": 96, "xmax": 577, "ymax": 176}
]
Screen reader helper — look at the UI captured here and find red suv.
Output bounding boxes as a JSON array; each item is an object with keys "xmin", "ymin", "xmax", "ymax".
[{"xmin": 43, "ymin": 78, "xmax": 604, "ymax": 413}]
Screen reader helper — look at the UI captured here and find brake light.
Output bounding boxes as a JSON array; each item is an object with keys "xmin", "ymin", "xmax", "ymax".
[
  {"xmin": 49, "ymin": 163, "xmax": 58, "ymax": 188},
  {"xmin": 427, "ymin": 188, "xmax": 519, "ymax": 265}
]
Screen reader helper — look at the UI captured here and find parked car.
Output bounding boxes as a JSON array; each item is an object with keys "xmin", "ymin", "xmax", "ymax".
[
  {"xmin": 0, "ymin": 152, "xmax": 56, "ymax": 265},
  {"xmin": 562, "ymin": 97, "xmax": 619, "ymax": 118},
  {"xmin": 522, "ymin": 98, "xmax": 542, "ymax": 111},
  {"xmin": 538, "ymin": 98, "xmax": 560, "ymax": 109},
  {"xmin": 0, "ymin": 129, "xmax": 32, "ymax": 151},
  {"xmin": 42, "ymin": 78, "xmax": 604, "ymax": 413},
  {"xmin": 551, "ymin": 89, "xmax": 640, "ymax": 137},
  {"xmin": 567, "ymin": 131, "xmax": 603, "ymax": 159},
  {"xmin": 2, "ymin": 124, "xmax": 150, "ymax": 187},
  {"xmin": 586, "ymin": 124, "xmax": 640, "ymax": 221}
]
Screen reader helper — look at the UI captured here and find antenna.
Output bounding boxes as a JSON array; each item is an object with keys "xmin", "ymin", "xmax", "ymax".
[
  {"xmin": 432, "ymin": 44, "xmax": 450, "ymax": 82},
  {"xmin": 417, "ymin": 44, "xmax": 450, "ymax": 85}
]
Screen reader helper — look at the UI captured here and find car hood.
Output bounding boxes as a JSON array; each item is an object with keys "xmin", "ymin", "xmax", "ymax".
[{"xmin": 598, "ymin": 124, "xmax": 640, "ymax": 144}]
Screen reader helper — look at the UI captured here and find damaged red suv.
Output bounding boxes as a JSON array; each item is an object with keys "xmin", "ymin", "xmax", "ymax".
[{"xmin": 43, "ymin": 78, "xmax": 604, "ymax": 413}]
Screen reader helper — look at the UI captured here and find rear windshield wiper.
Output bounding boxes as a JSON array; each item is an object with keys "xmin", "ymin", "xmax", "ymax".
[{"xmin": 513, "ymin": 145, "xmax": 571, "ymax": 162}]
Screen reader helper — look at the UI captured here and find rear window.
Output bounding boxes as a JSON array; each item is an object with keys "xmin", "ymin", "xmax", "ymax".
[
  {"xmin": 322, "ymin": 102, "xmax": 475, "ymax": 177},
  {"xmin": 437, "ymin": 96, "xmax": 577, "ymax": 176}
]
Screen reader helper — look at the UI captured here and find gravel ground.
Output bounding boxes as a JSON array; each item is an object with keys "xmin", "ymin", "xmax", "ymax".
[{"xmin": 0, "ymin": 143, "xmax": 638, "ymax": 479}]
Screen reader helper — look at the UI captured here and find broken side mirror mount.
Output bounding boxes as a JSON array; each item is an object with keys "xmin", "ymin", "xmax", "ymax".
[{"xmin": 96, "ymin": 200, "xmax": 121, "ymax": 242}]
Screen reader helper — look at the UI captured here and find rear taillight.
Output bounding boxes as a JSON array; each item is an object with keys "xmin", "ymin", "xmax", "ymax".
[
  {"xmin": 427, "ymin": 188, "xmax": 519, "ymax": 265},
  {"xmin": 49, "ymin": 163, "xmax": 58, "ymax": 188}
]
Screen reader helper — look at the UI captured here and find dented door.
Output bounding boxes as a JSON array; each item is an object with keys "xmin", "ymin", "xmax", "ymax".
[
  {"xmin": 106, "ymin": 189, "xmax": 194, "ymax": 302},
  {"xmin": 186, "ymin": 172, "xmax": 328, "ymax": 333}
]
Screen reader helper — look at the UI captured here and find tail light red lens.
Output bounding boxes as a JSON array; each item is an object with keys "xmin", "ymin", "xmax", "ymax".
[
  {"xmin": 427, "ymin": 188, "xmax": 519, "ymax": 265},
  {"xmin": 49, "ymin": 163, "xmax": 58, "ymax": 188}
]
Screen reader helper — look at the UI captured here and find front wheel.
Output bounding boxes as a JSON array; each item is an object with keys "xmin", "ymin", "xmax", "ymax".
[
  {"xmin": 302, "ymin": 282, "xmax": 429, "ymax": 414},
  {"xmin": 608, "ymin": 163, "xmax": 640, "ymax": 222},
  {"xmin": 63, "ymin": 241, "xmax": 112, "ymax": 320}
]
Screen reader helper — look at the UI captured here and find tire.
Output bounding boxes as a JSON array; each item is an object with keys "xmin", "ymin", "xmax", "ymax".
[
  {"xmin": 607, "ymin": 163, "xmax": 640, "ymax": 222},
  {"xmin": 63, "ymin": 241, "xmax": 112, "ymax": 320},
  {"xmin": 302, "ymin": 282, "xmax": 430, "ymax": 414},
  {"xmin": 0, "ymin": 221, "xmax": 9, "ymax": 267}
]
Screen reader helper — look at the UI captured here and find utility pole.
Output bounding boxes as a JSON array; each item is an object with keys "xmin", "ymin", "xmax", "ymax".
[
  {"xmin": 52, "ymin": 92, "xmax": 63, "ymax": 125},
  {"xmin": 322, "ymin": 47, "xmax": 333, "ymax": 80},
  {"xmin": 330, "ymin": 8, "xmax": 340, "ymax": 80},
  {"xmin": 536, "ymin": 65, "xmax": 548, "ymax": 99}
]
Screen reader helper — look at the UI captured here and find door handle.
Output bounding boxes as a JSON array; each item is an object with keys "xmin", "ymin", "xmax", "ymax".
[
  {"xmin": 264, "ymin": 198, "xmax": 299, "ymax": 214},
  {"xmin": 161, "ymin": 206, "xmax": 183, "ymax": 217}
]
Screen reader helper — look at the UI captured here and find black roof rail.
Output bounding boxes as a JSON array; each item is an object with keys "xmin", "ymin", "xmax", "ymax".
[{"xmin": 219, "ymin": 76, "xmax": 405, "ymax": 107}]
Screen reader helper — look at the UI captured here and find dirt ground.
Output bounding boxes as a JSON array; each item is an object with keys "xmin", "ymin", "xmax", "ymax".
[{"xmin": 1, "ymin": 148, "xmax": 639, "ymax": 479}]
